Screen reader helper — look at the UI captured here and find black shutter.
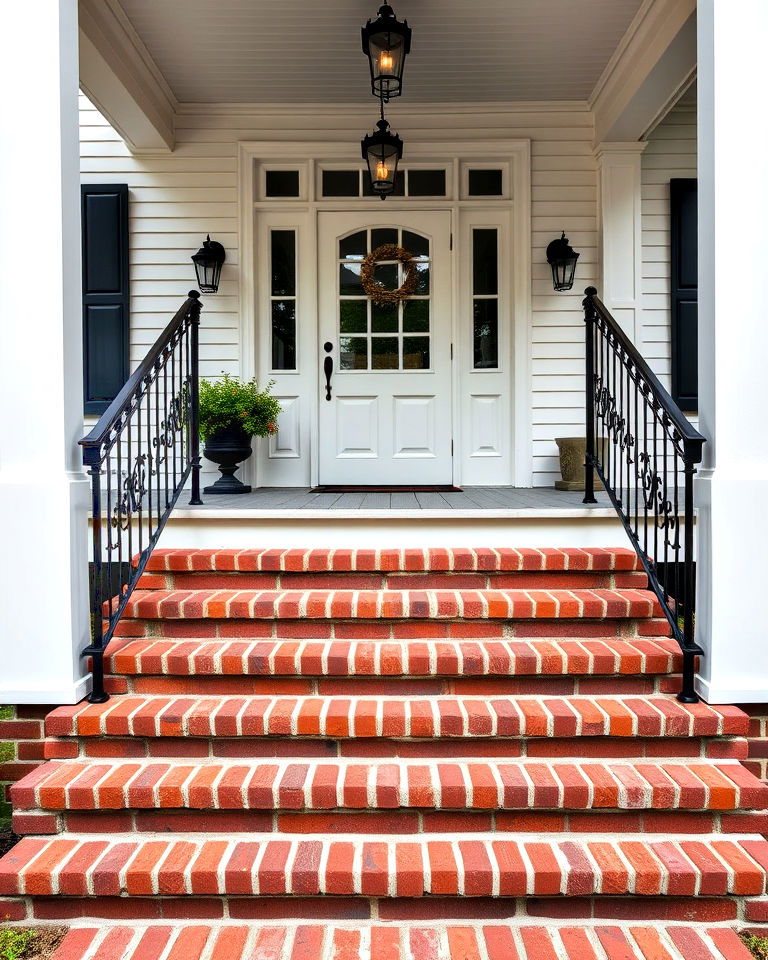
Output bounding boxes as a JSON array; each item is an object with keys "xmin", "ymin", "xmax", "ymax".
[
  {"xmin": 81, "ymin": 184, "xmax": 129, "ymax": 415},
  {"xmin": 670, "ymin": 178, "xmax": 698, "ymax": 411}
]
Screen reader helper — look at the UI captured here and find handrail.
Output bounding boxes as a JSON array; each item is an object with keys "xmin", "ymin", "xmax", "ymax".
[
  {"xmin": 79, "ymin": 290, "xmax": 203, "ymax": 702},
  {"xmin": 82, "ymin": 295, "xmax": 201, "ymax": 454},
  {"xmin": 582, "ymin": 287, "xmax": 706, "ymax": 702}
]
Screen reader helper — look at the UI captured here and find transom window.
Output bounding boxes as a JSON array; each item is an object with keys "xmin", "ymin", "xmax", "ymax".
[
  {"xmin": 322, "ymin": 168, "xmax": 447, "ymax": 199},
  {"xmin": 337, "ymin": 228, "xmax": 431, "ymax": 371}
]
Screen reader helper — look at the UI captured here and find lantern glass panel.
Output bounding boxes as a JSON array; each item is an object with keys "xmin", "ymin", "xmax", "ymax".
[
  {"xmin": 551, "ymin": 255, "xmax": 578, "ymax": 291},
  {"xmin": 194, "ymin": 258, "xmax": 220, "ymax": 294},
  {"xmin": 368, "ymin": 31, "xmax": 405, "ymax": 98},
  {"xmin": 365, "ymin": 141, "xmax": 400, "ymax": 194},
  {"xmin": 363, "ymin": 169, "xmax": 404, "ymax": 197}
]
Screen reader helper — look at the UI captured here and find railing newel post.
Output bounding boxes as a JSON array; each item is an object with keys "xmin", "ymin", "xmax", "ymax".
[
  {"xmin": 583, "ymin": 286, "xmax": 598, "ymax": 504},
  {"xmin": 86, "ymin": 460, "xmax": 109, "ymax": 704},
  {"xmin": 188, "ymin": 290, "xmax": 203, "ymax": 506},
  {"xmin": 677, "ymin": 440, "xmax": 700, "ymax": 703}
]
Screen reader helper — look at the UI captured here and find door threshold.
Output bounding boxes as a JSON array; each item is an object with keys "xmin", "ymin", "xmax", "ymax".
[{"xmin": 310, "ymin": 485, "xmax": 463, "ymax": 493}]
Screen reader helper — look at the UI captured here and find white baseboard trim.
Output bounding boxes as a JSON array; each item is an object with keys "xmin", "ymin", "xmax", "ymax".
[
  {"xmin": 0, "ymin": 674, "xmax": 91, "ymax": 705},
  {"xmin": 695, "ymin": 674, "xmax": 768, "ymax": 706}
]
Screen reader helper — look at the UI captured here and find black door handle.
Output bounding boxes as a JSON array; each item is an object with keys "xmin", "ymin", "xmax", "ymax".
[{"xmin": 323, "ymin": 341, "xmax": 333, "ymax": 400}]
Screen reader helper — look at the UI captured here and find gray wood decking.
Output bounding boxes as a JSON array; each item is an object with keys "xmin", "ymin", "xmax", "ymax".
[{"xmin": 186, "ymin": 486, "xmax": 612, "ymax": 512}]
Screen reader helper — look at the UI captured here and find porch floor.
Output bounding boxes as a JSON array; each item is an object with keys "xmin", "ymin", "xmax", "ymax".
[{"xmin": 176, "ymin": 485, "xmax": 616, "ymax": 518}]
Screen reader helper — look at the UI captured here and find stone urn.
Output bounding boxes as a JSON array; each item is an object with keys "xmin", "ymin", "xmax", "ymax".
[
  {"xmin": 554, "ymin": 437, "xmax": 605, "ymax": 491},
  {"xmin": 203, "ymin": 425, "xmax": 253, "ymax": 494}
]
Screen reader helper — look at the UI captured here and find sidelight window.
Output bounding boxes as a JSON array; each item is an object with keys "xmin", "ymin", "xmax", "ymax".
[
  {"xmin": 472, "ymin": 228, "xmax": 499, "ymax": 369},
  {"xmin": 270, "ymin": 229, "xmax": 297, "ymax": 370}
]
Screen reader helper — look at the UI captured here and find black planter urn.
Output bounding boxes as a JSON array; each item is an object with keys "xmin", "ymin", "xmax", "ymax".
[{"xmin": 203, "ymin": 425, "xmax": 253, "ymax": 494}]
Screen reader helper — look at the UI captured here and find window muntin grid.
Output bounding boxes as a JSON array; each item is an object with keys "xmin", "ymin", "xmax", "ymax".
[{"xmin": 338, "ymin": 228, "xmax": 431, "ymax": 371}]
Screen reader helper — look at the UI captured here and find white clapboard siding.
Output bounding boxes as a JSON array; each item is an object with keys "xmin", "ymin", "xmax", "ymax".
[
  {"xmin": 79, "ymin": 94, "xmax": 242, "ymax": 394},
  {"xmin": 640, "ymin": 95, "xmax": 697, "ymax": 397},
  {"xmin": 80, "ymin": 93, "xmax": 598, "ymax": 487}
]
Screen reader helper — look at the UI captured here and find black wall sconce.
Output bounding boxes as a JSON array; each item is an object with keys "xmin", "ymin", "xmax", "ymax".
[
  {"xmin": 191, "ymin": 235, "xmax": 225, "ymax": 294},
  {"xmin": 546, "ymin": 231, "xmax": 580, "ymax": 292}
]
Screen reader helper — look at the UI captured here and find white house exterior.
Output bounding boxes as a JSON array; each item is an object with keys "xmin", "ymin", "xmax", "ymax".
[
  {"xmin": 0, "ymin": 2, "xmax": 766, "ymax": 726},
  {"xmin": 5, "ymin": 4, "xmax": 768, "ymax": 955}
]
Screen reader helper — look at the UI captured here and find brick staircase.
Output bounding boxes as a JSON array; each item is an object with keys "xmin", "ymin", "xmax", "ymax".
[{"xmin": 1, "ymin": 546, "xmax": 767, "ymax": 960}]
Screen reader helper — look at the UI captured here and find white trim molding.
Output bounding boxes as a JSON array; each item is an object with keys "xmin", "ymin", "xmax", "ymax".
[
  {"xmin": 594, "ymin": 141, "xmax": 647, "ymax": 343},
  {"xmin": 79, "ymin": 0, "xmax": 176, "ymax": 153},
  {"xmin": 590, "ymin": 0, "xmax": 696, "ymax": 144},
  {"xmin": 237, "ymin": 139, "xmax": 532, "ymax": 488},
  {"xmin": 1, "ymin": 675, "xmax": 93, "ymax": 707}
]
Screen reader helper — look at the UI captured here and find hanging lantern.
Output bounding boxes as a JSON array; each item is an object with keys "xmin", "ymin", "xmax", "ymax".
[
  {"xmin": 361, "ymin": 4, "xmax": 412, "ymax": 101},
  {"xmin": 191, "ymin": 235, "xmax": 225, "ymax": 294},
  {"xmin": 361, "ymin": 118, "xmax": 403, "ymax": 198},
  {"xmin": 546, "ymin": 231, "xmax": 580, "ymax": 292}
]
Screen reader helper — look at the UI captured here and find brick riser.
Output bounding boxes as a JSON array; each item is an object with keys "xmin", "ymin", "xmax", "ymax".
[
  {"xmin": 2, "ymin": 894, "xmax": 761, "ymax": 925},
  {"xmin": 37, "ymin": 924, "xmax": 761, "ymax": 960},
  {"xmin": 138, "ymin": 570, "xmax": 649, "ymax": 591},
  {"xmin": 1, "ymin": 547, "xmax": 766, "ymax": 951}
]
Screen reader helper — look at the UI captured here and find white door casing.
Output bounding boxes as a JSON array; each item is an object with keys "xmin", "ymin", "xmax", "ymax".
[
  {"xmin": 318, "ymin": 211, "xmax": 453, "ymax": 485},
  {"xmin": 241, "ymin": 141, "xmax": 532, "ymax": 489}
]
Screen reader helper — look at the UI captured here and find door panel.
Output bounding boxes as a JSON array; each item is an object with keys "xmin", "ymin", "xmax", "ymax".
[
  {"xmin": 318, "ymin": 212, "xmax": 452, "ymax": 485},
  {"xmin": 393, "ymin": 396, "xmax": 435, "ymax": 457}
]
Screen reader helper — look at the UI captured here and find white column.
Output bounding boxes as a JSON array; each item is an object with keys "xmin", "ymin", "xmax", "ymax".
[
  {"xmin": 695, "ymin": 0, "xmax": 768, "ymax": 703},
  {"xmin": 594, "ymin": 142, "xmax": 646, "ymax": 341},
  {"xmin": 0, "ymin": 1, "xmax": 91, "ymax": 703}
]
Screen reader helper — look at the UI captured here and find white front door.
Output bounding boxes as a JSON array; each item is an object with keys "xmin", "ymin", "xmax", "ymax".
[{"xmin": 318, "ymin": 211, "xmax": 453, "ymax": 485}]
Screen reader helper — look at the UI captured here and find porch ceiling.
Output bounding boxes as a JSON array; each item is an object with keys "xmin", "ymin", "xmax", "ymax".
[{"xmin": 114, "ymin": 0, "xmax": 645, "ymax": 104}]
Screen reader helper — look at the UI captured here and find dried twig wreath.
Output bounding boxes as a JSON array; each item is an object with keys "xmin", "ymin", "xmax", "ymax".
[{"xmin": 361, "ymin": 244, "xmax": 418, "ymax": 307}]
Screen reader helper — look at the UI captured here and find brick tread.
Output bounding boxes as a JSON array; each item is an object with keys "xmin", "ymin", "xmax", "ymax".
[
  {"xmin": 2, "ymin": 833, "xmax": 766, "ymax": 897},
  {"xmin": 45, "ymin": 695, "xmax": 748, "ymax": 740},
  {"xmin": 7, "ymin": 546, "xmax": 764, "ymax": 928},
  {"xmin": 105, "ymin": 636, "xmax": 681, "ymax": 678},
  {"xmin": 121, "ymin": 588, "xmax": 661, "ymax": 621},
  {"xmin": 13, "ymin": 758, "xmax": 767, "ymax": 813},
  {"xmin": 144, "ymin": 546, "xmax": 644, "ymax": 573},
  {"xmin": 47, "ymin": 923, "xmax": 754, "ymax": 960}
]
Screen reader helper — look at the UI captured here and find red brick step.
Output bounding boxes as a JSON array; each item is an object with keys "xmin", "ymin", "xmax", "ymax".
[
  {"xmin": 14, "ymin": 758, "xmax": 767, "ymax": 816},
  {"xmin": 105, "ymin": 636, "xmax": 681, "ymax": 679},
  {"xmin": 1, "ymin": 833, "xmax": 766, "ymax": 898},
  {"xmin": 45, "ymin": 695, "xmax": 747, "ymax": 741},
  {"xmin": 45, "ymin": 922, "xmax": 755, "ymax": 960},
  {"xmin": 144, "ymin": 546, "xmax": 645, "ymax": 574},
  {"xmin": 121, "ymin": 587, "xmax": 661, "ymax": 622}
]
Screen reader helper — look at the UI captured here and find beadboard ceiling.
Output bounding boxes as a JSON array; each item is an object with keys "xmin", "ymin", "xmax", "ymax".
[{"xmin": 116, "ymin": 0, "xmax": 645, "ymax": 104}]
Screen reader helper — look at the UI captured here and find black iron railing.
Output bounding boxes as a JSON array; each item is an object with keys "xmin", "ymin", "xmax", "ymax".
[
  {"xmin": 582, "ymin": 287, "xmax": 705, "ymax": 702},
  {"xmin": 80, "ymin": 291, "xmax": 203, "ymax": 702}
]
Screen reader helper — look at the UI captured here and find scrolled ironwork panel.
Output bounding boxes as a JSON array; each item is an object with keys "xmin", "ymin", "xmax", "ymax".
[
  {"xmin": 582, "ymin": 288, "xmax": 705, "ymax": 704},
  {"xmin": 80, "ymin": 291, "xmax": 203, "ymax": 703}
]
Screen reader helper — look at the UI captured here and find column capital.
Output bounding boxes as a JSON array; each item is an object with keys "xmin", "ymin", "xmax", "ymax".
[{"xmin": 593, "ymin": 141, "xmax": 648, "ymax": 162}]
